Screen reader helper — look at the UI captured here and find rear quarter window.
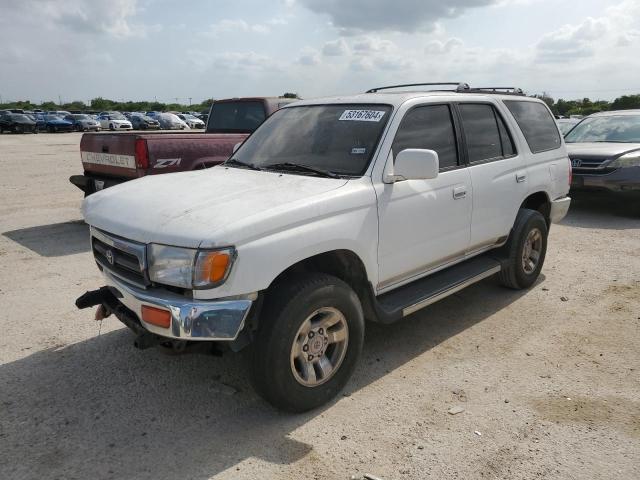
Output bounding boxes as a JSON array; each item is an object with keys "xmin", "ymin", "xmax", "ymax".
[{"xmin": 504, "ymin": 100, "xmax": 561, "ymax": 153}]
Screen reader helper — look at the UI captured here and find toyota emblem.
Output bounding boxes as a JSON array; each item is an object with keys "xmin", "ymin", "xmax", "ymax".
[
  {"xmin": 105, "ymin": 249, "xmax": 115, "ymax": 265},
  {"xmin": 571, "ymin": 158, "xmax": 582, "ymax": 168}
]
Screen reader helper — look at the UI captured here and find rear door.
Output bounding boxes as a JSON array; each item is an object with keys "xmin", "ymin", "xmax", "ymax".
[{"xmin": 456, "ymin": 102, "xmax": 527, "ymax": 251}]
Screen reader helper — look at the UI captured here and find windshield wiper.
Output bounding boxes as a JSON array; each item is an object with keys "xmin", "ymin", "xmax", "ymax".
[
  {"xmin": 264, "ymin": 162, "xmax": 341, "ymax": 179},
  {"xmin": 223, "ymin": 158, "xmax": 262, "ymax": 170}
]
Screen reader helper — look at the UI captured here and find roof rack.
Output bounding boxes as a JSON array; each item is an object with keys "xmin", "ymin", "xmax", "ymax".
[
  {"xmin": 467, "ymin": 87, "xmax": 524, "ymax": 95},
  {"xmin": 365, "ymin": 83, "xmax": 525, "ymax": 96},
  {"xmin": 366, "ymin": 82, "xmax": 470, "ymax": 93}
]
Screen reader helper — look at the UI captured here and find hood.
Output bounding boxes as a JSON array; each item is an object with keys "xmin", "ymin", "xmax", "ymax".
[
  {"xmin": 566, "ymin": 142, "xmax": 640, "ymax": 159},
  {"xmin": 110, "ymin": 119, "xmax": 130, "ymax": 124},
  {"xmin": 82, "ymin": 167, "xmax": 350, "ymax": 248}
]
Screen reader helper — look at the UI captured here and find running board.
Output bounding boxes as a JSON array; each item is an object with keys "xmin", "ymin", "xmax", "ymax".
[{"xmin": 372, "ymin": 254, "xmax": 502, "ymax": 323}]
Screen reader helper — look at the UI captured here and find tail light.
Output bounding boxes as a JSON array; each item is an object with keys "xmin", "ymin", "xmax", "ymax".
[
  {"xmin": 135, "ymin": 138, "xmax": 149, "ymax": 169},
  {"xmin": 568, "ymin": 158, "xmax": 572, "ymax": 186}
]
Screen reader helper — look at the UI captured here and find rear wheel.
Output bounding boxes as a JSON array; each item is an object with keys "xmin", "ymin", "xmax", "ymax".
[
  {"xmin": 109, "ymin": 123, "xmax": 115, "ymax": 131},
  {"xmin": 499, "ymin": 208, "xmax": 548, "ymax": 289},
  {"xmin": 250, "ymin": 273, "xmax": 364, "ymax": 412}
]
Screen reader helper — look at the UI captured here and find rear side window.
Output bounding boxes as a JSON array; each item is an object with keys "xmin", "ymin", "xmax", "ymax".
[
  {"xmin": 504, "ymin": 100, "xmax": 561, "ymax": 153},
  {"xmin": 392, "ymin": 105, "xmax": 459, "ymax": 170},
  {"xmin": 207, "ymin": 101, "xmax": 266, "ymax": 133},
  {"xmin": 459, "ymin": 104, "xmax": 516, "ymax": 162}
]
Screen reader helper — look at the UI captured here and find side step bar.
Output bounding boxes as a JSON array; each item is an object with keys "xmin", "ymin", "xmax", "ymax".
[
  {"xmin": 370, "ymin": 254, "xmax": 503, "ymax": 324},
  {"xmin": 402, "ymin": 264, "xmax": 500, "ymax": 316}
]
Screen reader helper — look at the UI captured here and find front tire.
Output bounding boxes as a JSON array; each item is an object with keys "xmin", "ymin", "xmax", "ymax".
[
  {"xmin": 499, "ymin": 208, "xmax": 548, "ymax": 289},
  {"xmin": 250, "ymin": 273, "xmax": 364, "ymax": 412}
]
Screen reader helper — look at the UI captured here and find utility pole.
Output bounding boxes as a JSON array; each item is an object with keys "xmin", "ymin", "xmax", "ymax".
[
  {"xmin": 188, "ymin": 97, "xmax": 192, "ymax": 106},
  {"xmin": 58, "ymin": 94, "xmax": 62, "ymax": 105}
]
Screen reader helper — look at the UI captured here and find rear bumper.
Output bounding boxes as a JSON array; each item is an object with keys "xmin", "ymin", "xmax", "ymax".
[
  {"xmin": 101, "ymin": 271, "xmax": 253, "ymax": 341},
  {"xmin": 69, "ymin": 174, "xmax": 128, "ymax": 194},
  {"xmin": 550, "ymin": 196, "xmax": 571, "ymax": 223},
  {"xmin": 572, "ymin": 166, "xmax": 640, "ymax": 192}
]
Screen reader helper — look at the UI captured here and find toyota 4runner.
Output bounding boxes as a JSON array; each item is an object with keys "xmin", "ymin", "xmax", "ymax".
[{"xmin": 76, "ymin": 83, "xmax": 571, "ymax": 412}]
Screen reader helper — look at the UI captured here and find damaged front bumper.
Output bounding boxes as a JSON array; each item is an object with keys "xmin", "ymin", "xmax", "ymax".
[{"xmin": 76, "ymin": 271, "xmax": 253, "ymax": 342}]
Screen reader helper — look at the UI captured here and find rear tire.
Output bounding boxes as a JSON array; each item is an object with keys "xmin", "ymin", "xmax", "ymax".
[
  {"xmin": 499, "ymin": 208, "xmax": 548, "ymax": 289},
  {"xmin": 250, "ymin": 273, "xmax": 364, "ymax": 412}
]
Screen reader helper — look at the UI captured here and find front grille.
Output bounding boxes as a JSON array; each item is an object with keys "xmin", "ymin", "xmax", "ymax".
[
  {"xmin": 91, "ymin": 229, "xmax": 150, "ymax": 289},
  {"xmin": 570, "ymin": 156, "xmax": 616, "ymax": 175}
]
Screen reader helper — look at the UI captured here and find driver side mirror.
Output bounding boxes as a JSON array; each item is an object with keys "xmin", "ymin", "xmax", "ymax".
[
  {"xmin": 232, "ymin": 142, "xmax": 242, "ymax": 154},
  {"xmin": 391, "ymin": 149, "xmax": 439, "ymax": 182}
]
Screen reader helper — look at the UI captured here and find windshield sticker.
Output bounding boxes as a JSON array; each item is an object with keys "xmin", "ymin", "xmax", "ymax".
[
  {"xmin": 339, "ymin": 110, "xmax": 386, "ymax": 122},
  {"xmin": 351, "ymin": 147, "xmax": 366, "ymax": 155}
]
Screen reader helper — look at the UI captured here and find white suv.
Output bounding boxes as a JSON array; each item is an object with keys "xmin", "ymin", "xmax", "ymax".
[{"xmin": 77, "ymin": 83, "xmax": 571, "ymax": 412}]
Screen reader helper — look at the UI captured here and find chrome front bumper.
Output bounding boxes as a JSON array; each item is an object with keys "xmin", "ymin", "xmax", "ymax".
[
  {"xmin": 549, "ymin": 196, "xmax": 571, "ymax": 223},
  {"xmin": 103, "ymin": 271, "xmax": 253, "ymax": 341}
]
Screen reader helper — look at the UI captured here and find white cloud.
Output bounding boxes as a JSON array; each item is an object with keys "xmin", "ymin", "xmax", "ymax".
[
  {"xmin": 297, "ymin": 48, "xmax": 321, "ymax": 66},
  {"xmin": 352, "ymin": 36, "xmax": 395, "ymax": 54},
  {"xmin": 322, "ymin": 39, "xmax": 348, "ymax": 56},
  {"xmin": 205, "ymin": 19, "xmax": 270, "ymax": 36},
  {"xmin": 425, "ymin": 38, "xmax": 463, "ymax": 55}
]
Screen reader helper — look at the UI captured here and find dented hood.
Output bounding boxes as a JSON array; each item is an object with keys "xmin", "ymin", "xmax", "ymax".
[{"xmin": 82, "ymin": 166, "xmax": 349, "ymax": 248}]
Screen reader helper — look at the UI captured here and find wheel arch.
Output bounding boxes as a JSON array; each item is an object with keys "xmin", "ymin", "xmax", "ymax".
[
  {"xmin": 264, "ymin": 249, "xmax": 375, "ymax": 320},
  {"xmin": 520, "ymin": 190, "xmax": 551, "ymax": 225}
]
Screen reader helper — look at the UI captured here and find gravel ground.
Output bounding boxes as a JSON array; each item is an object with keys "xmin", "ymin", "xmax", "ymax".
[{"xmin": 0, "ymin": 132, "xmax": 639, "ymax": 480}]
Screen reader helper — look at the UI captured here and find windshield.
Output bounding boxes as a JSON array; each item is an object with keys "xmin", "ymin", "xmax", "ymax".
[
  {"xmin": 110, "ymin": 113, "xmax": 127, "ymax": 120},
  {"xmin": 72, "ymin": 114, "xmax": 89, "ymax": 120},
  {"xmin": 10, "ymin": 114, "xmax": 30, "ymax": 121},
  {"xmin": 45, "ymin": 115, "xmax": 62, "ymax": 120},
  {"xmin": 207, "ymin": 101, "xmax": 266, "ymax": 133},
  {"xmin": 565, "ymin": 115, "xmax": 640, "ymax": 143},
  {"xmin": 231, "ymin": 104, "xmax": 393, "ymax": 176},
  {"xmin": 557, "ymin": 121, "xmax": 578, "ymax": 135}
]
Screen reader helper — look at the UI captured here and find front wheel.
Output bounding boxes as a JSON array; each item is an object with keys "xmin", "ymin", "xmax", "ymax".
[
  {"xmin": 499, "ymin": 208, "xmax": 548, "ymax": 289},
  {"xmin": 250, "ymin": 273, "xmax": 364, "ymax": 412}
]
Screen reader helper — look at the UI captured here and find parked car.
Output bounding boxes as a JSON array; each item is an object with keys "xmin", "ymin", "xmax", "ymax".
[
  {"xmin": 64, "ymin": 114, "xmax": 101, "ymax": 132},
  {"xmin": 98, "ymin": 113, "xmax": 133, "ymax": 131},
  {"xmin": 177, "ymin": 113, "xmax": 205, "ymax": 129},
  {"xmin": 129, "ymin": 113, "xmax": 161, "ymax": 130},
  {"xmin": 556, "ymin": 118, "xmax": 580, "ymax": 135},
  {"xmin": 156, "ymin": 112, "xmax": 189, "ymax": 130},
  {"xmin": 76, "ymin": 84, "xmax": 571, "ymax": 411},
  {"xmin": 565, "ymin": 110, "xmax": 640, "ymax": 193},
  {"xmin": 0, "ymin": 112, "xmax": 38, "ymax": 133},
  {"xmin": 69, "ymin": 97, "xmax": 296, "ymax": 196},
  {"xmin": 37, "ymin": 114, "xmax": 74, "ymax": 133}
]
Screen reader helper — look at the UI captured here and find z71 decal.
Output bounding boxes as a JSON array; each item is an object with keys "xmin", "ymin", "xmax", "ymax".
[{"xmin": 154, "ymin": 158, "xmax": 182, "ymax": 168}]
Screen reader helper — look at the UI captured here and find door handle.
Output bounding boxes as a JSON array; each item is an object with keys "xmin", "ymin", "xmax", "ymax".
[
  {"xmin": 516, "ymin": 172, "xmax": 527, "ymax": 183},
  {"xmin": 453, "ymin": 186, "xmax": 467, "ymax": 200}
]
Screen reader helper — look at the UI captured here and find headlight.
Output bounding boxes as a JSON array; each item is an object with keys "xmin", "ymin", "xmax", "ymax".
[
  {"xmin": 148, "ymin": 244, "xmax": 235, "ymax": 289},
  {"xmin": 609, "ymin": 152, "xmax": 640, "ymax": 168}
]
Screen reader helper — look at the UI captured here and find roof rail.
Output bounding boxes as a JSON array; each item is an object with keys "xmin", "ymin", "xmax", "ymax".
[
  {"xmin": 466, "ymin": 87, "xmax": 525, "ymax": 96},
  {"xmin": 365, "ymin": 83, "xmax": 525, "ymax": 96},
  {"xmin": 366, "ymin": 82, "xmax": 470, "ymax": 93}
]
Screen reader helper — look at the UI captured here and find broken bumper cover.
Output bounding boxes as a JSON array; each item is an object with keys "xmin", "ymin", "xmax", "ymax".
[
  {"xmin": 549, "ymin": 196, "xmax": 571, "ymax": 223},
  {"xmin": 100, "ymin": 271, "xmax": 253, "ymax": 341}
]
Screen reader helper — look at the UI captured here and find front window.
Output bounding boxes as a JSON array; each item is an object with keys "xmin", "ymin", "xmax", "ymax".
[
  {"xmin": 564, "ymin": 115, "xmax": 640, "ymax": 143},
  {"xmin": 231, "ymin": 104, "xmax": 392, "ymax": 177},
  {"xmin": 110, "ymin": 113, "xmax": 126, "ymax": 121}
]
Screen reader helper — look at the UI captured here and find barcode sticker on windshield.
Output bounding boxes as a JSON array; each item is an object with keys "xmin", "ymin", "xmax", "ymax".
[{"xmin": 339, "ymin": 110, "xmax": 386, "ymax": 122}]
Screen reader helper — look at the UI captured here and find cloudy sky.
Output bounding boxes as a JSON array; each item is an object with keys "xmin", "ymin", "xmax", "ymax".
[{"xmin": 1, "ymin": 0, "xmax": 639, "ymax": 104}]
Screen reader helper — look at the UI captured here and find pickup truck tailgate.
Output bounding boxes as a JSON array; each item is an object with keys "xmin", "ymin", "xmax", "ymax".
[{"xmin": 80, "ymin": 133, "xmax": 141, "ymax": 179}]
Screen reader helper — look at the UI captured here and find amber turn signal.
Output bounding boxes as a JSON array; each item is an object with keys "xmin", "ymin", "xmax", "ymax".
[
  {"xmin": 141, "ymin": 305, "xmax": 171, "ymax": 328},
  {"xmin": 193, "ymin": 250, "xmax": 233, "ymax": 288}
]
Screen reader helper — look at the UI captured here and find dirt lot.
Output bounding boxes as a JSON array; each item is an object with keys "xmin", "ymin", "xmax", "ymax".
[{"xmin": 0, "ymin": 132, "xmax": 639, "ymax": 480}]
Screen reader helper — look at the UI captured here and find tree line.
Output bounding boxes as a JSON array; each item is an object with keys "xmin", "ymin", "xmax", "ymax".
[
  {"xmin": 534, "ymin": 93, "xmax": 640, "ymax": 116},
  {"xmin": 0, "ymin": 93, "xmax": 300, "ymax": 113},
  {"xmin": 1, "ymin": 92, "xmax": 637, "ymax": 116}
]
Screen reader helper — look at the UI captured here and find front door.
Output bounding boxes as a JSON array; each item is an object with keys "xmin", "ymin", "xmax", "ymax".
[{"xmin": 376, "ymin": 104, "xmax": 472, "ymax": 291}]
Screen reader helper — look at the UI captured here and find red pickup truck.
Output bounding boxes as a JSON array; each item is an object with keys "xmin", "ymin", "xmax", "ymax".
[{"xmin": 69, "ymin": 97, "xmax": 296, "ymax": 195}]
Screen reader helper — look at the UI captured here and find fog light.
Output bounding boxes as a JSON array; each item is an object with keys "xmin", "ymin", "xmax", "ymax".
[{"xmin": 141, "ymin": 305, "xmax": 171, "ymax": 328}]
